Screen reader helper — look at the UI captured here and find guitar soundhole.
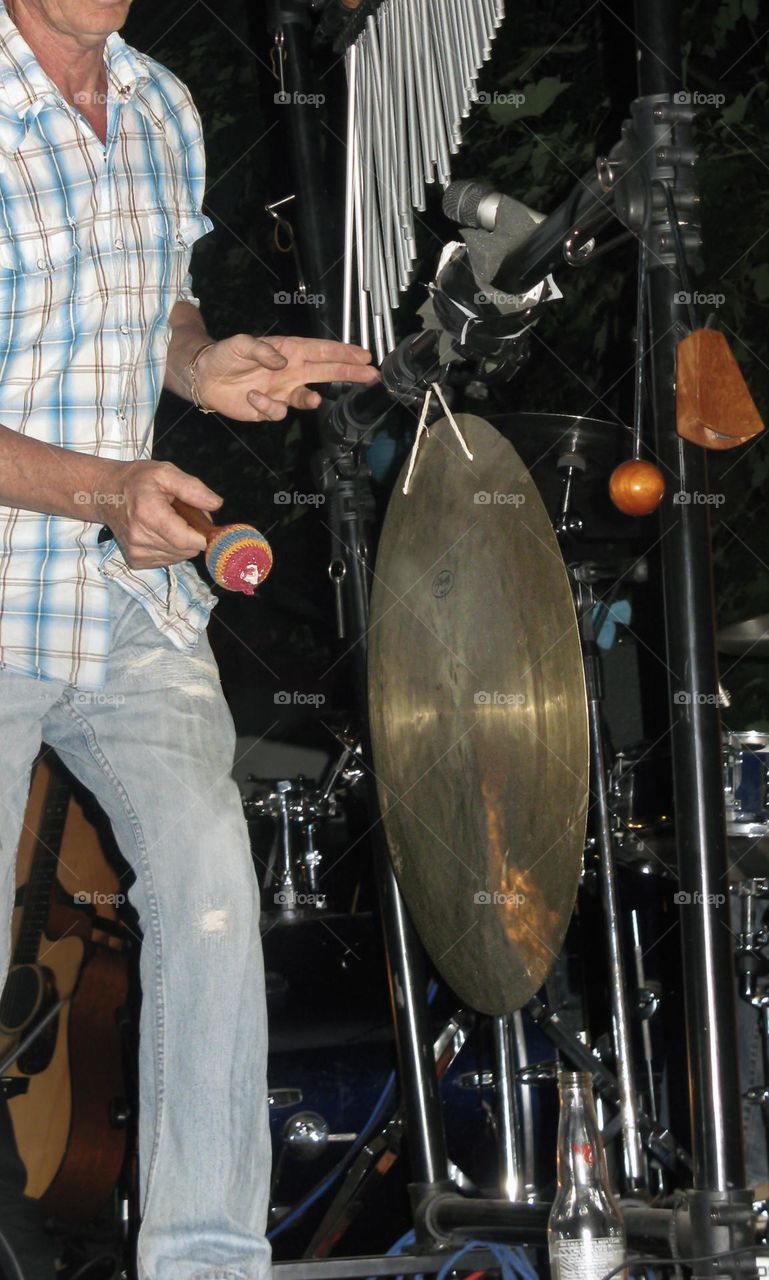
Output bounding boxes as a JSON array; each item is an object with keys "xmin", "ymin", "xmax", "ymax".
[{"xmin": 0, "ymin": 964, "xmax": 43, "ymax": 1033}]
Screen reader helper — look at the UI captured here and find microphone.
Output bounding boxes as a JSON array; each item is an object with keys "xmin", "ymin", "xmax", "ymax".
[
  {"xmin": 443, "ymin": 179, "xmax": 544, "ymax": 237},
  {"xmin": 443, "ymin": 172, "xmax": 617, "ymax": 296},
  {"xmin": 323, "ymin": 330, "xmax": 443, "ymax": 442}
]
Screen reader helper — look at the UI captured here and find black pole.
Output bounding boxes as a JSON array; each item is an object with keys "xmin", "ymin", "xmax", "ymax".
[
  {"xmin": 632, "ymin": 6, "xmax": 755, "ymax": 1272},
  {"xmin": 315, "ymin": 439, "xmax": 452, "ymax": 1231},
  {"xmin": 265, "ymin": 0, "xmax": 335, "ymax": 337}
]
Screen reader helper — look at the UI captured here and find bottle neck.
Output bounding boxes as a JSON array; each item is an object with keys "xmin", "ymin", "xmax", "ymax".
[{"xmin": 556, "ymin": 1077, "xmax": 610, "ymax": 1191}]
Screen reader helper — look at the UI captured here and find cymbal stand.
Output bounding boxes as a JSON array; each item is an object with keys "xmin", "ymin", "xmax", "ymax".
[
  {"xmin": 313, "ymin": 391, "xmax": 454, "ymax": 1242},
  {"xmin": 575, "ymin": 581, "xmax": 648, "ymax": 1195},
  {"xmin": 493, "ymin": 1014, "xmax": 527, "ymax": 1202}
]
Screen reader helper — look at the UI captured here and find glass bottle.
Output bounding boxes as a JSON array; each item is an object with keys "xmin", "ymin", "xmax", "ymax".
[{"xmin": 548, "ymin": 1069, "xmax": 627, "ymax": 1280}]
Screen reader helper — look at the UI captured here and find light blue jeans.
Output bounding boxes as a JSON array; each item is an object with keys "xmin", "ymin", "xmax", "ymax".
[{"xmin": 0, "ymin": 583, "xmax": 271, "ymax": 1280}]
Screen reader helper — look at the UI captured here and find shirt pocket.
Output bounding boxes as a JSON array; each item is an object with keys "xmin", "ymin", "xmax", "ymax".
[{"xmin": 0, "ymin": 221, "xmax": 78, "ymax": 275}]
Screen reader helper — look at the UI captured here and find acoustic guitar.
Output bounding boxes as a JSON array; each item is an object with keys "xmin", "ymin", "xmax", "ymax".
[{"xmin": 0, "ymin": 755, "xmax": 130, "ymax": 1222}]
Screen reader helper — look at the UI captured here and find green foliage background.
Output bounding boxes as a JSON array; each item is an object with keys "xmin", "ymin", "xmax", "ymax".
[{"xmin": 123, "ymin": 0, "xmax": 769, "ymax": 727}]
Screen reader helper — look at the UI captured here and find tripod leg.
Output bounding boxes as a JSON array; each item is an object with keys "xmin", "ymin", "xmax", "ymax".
[{"xmin": 580, "ymin": 600, "xmax": 647, "ymax": 1193}]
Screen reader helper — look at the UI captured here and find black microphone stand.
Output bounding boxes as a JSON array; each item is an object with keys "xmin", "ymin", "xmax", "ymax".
[{"xmin": 633, "ymin": 3, "xmax": 755, "ymax": 1273}]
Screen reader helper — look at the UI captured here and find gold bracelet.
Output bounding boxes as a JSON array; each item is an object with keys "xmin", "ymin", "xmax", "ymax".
[{"xmin": 188, "ymin": 341, "xmax": 217, "ymax": 414}]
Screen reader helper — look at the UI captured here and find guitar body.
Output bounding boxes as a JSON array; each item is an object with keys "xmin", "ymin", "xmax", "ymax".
[
  {"xmin": 4, "ymin": 935, "xmax": 83, "ymax": 1198},
  {"xmin": 3, "ymin": 757, "xmax": 130, "ymax": 1222},
  {"xmin": 36, "ymin": 946, "xmax": 128, "ymax": 1221}
]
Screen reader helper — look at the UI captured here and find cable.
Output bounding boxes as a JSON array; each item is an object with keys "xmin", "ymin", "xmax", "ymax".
[
  {"xmin": 268, "ymin": 981, "xmax": 441, "ymax": 1241},
  {"xmin": 601, "ymin": 1244, "xmax": 764, "ymax": 1280},
  {"xmin": 435, "ymin": 1239, "xmax": 540, "ymax": 1280},
  {"xmin": 0, "ymin": 1227, "xmax": 26, "ymax": 1280},
  {"xmin": 373, "ymin": 1232, "xmax": 539, "ymax": 1280},
  {"xmin": 267, "ymin": 1067, "xmax": 396, "ymax": 1240}
]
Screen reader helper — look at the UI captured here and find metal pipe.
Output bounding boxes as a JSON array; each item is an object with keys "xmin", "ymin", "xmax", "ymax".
[
  {"xmin": 512, "ymin": 1010, "xmax": 537, "ymax": 1199},
  {"xmin": 584, "ymin": 652, "xmax": 646, "ymax": 1192},
  {"xmin": 342, "ymin": 44, "xmax": 358, "ymax": 345},
  {"xmin": 633, "ymin": 0, "xmax": 747, "ymax": 1196},
  {"xmin": 493, "ymin": 1015, "xmax": 524, "ymax": 1201},
  {"xmin": 426, "ymin": 1194, "xmax": 684, "ymax": 1251}
]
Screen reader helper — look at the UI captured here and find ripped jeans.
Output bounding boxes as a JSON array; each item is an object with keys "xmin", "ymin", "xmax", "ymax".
[{"xmin": 0, "ymin": 583, "xmax": 271, "ymax": 1280}]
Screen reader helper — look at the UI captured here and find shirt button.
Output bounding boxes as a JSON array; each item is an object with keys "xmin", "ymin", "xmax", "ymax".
[
  {"xmin": 120, "ymin": 324, "xmax": 129, "ymax": 335},
  {"xmin": 115, "ymin": 237, "xmax": 124, "ymax": 249},
  {"xmin": 37, "ymin": 257, "xmax": 46, "ymax": 269}
]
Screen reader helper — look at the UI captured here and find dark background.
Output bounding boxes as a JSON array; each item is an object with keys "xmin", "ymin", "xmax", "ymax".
[{"xmin": 119, "ymin": 0, "xmax": 769, "ymax": 740}]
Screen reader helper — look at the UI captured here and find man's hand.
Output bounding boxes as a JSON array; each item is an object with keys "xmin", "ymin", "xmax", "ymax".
[
  {"xmin": 107, "ymin": 461, "xmax": 223, "ymax": 569},
  {"xmin": 193, "ymin": 334, "xmax": 379, "ymax": 422}
]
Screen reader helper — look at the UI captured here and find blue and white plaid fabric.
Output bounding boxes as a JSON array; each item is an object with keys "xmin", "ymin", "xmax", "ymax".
[{"xmin": 0, "ymin": 2, "xmax": 216, "ymax": 688}]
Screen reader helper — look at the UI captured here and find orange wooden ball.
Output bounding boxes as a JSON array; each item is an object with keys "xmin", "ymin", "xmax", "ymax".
[{"xmin": 609, "ymin": 459, "xmax": 666, "ymax": 516}]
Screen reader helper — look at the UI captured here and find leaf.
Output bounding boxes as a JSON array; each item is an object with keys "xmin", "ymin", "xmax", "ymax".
[
  {"xmin": 721, "ymin": 92, "xmax": 748, "ymax": 124},
  {"xmin": 487, "ymin": 76, "xmax": 570, "ymax": 124},
  {"xmin": 751, "ymin": 264, "xmax": 769, "ymax": 301}
]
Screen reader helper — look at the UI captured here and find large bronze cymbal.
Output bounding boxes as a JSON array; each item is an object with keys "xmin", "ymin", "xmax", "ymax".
[{"xmin": 368, "ymin": 414, "xmax": 589, "ymax": 1015}]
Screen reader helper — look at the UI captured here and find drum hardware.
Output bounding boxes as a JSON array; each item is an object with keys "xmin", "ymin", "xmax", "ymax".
[
  {"xmin": 734, "ymin": 879, "xmax": 769, "ymax": 1174},
  {"xmin": 718, "ymin": 616, "xmax": 769, "ymax": 660},
  {"xmin": 272, "ymin": 0, "xmax": 754, "ymax": 1265},
  {"xmin": 245, "ymin": 734, "xmax": 364, "ymax": 916},
  {"xmin": 724, "ymin": 732, "xmax": 769, "ymax": 836},
  {"xmin": 300, "ymin": 1006, "xmax": 489, "ymax": 1258},
  {"xmin": 525, "ymin": 991, "xmax": 692, "ymax": 1178},
  {"xmin": 494, "ymin": 1014, "xmax": 531, "ymax": 1202},
  {"xmin": 457, "ymin": 1070, "xmax": 495, "ymax": 1090},
  {"xmin": 555, "ymin": 447, "xmax": 587, "ymax": 540},
  {"xmin": 630, "ymin": 909, "xmax": 666, "ymax": 1196},
  {"xmin": 270, "ymin": 1112, "xmax": 359, "ymax": 1208},
  {"xmin": 270, "ymin": 1088, "xmax": 303, "ymax": 1109},
  {"xmin": 517, "ymin": 1062, "xmax": 558, "ymax": 1086},
  {"xmin": 576, "ymin": 584, "xmax": 647, "ymax": 1194}
]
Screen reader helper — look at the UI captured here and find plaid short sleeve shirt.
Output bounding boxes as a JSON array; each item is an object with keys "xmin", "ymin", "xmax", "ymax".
[{"xmin": 0, "ymin": 3, "xmax": 217, "ymax": 689}]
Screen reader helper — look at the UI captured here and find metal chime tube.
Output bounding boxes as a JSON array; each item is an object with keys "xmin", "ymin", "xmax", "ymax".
[{"xmin": 341, "ymin": 0, "xmax": 505, "ymax": 348}]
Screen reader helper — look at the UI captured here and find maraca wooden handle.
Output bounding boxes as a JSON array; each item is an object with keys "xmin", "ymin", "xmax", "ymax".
[{"xmin": 172, "ymin": 498, "xmax": 215, "ymax": 544}]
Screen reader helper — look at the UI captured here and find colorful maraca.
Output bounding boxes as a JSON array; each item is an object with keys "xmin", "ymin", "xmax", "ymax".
[{"xmin": 172, "ymin": 499, "xmax": 273, "ymax": 595}]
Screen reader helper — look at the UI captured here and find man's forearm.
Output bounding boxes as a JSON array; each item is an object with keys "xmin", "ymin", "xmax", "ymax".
[
  {"xmin": 0, "ymin": 424, "xmax": 124, "ymax": 522},
  {"xmin": 165, "ymin": 300, "xmax": 212, "ymax": 401}
]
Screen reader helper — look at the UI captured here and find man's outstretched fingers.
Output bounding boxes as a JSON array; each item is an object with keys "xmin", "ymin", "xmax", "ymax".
[{"xmin": 246, "ymin": 390, "xmax": 288, "ymax": 421}]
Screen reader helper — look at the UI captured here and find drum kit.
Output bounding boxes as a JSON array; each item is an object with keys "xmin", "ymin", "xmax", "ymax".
[
  {"xmin": 251, "ymin": 407, "xmax": 769, "ymax": 1263},
  {"xmin": 261, "ymin": 0, "xmax": 764, "ymax": 1274}
]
